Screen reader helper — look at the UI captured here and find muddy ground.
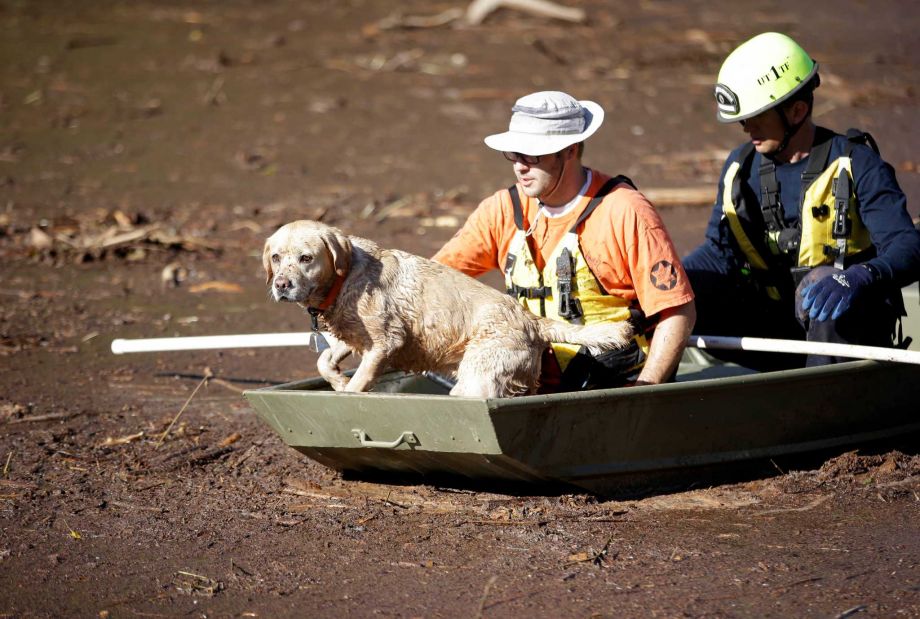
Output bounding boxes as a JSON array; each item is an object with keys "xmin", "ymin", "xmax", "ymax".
[{"xmin": 1, "ymin": 0, "xmax": 919, "ymax": 617}]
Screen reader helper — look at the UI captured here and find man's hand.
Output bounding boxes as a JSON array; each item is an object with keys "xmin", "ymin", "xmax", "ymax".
[{"xmin": 800, "ymin": 265, "xmax": 875, "ymax": 321}]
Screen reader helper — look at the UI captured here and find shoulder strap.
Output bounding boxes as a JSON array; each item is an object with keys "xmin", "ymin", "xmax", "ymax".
[
  {"xmin": 799, "ymin": 127, "xmax": 837, "ymax": 213},
  {"xmin": 507, "ymin": 185, "xmax": 525, "ymax": 231},
  {"xmin": 757, "ymin": 156, "xmax": 785, "ymax": 233},
  {"xmin": 729, "ymin": 143, "xmax": 792, "ymax": 291},
  {"xmin": 845, "ymin": 128, "xmax": 880, "ymax": 156},
  {"xmin": 802, "ymin": 127, "xmax": 836, "ymax": 184},
  {"xmin": 731, "ymin": 142, "xmax": 757, "ymax": 202},
  {"xmin": 734, "ymin": 142, "xmax": 757, "ymax": 203},
  {"xmin": 570, "ymin": 175, "xmax": 634, "ymax": 232}
]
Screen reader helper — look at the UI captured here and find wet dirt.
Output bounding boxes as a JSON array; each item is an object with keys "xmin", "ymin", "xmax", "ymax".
[{"xmin": 1, "ymin": 0, "xmax": 919, "ymax": 617}]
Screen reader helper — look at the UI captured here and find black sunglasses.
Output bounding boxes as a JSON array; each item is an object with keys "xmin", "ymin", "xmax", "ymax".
[{"xmin": 502, "ymin": 151, "xmax": 543, "ymax": 165}]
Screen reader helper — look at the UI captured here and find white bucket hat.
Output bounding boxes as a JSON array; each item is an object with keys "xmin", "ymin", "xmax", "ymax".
[{"xmin": 484, "ymin": 91, "xmax": 605, "ymax": 157}]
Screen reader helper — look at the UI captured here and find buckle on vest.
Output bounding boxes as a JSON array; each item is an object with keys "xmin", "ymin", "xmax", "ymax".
[
  {"xmin": 832, "ymin": 169, "xmax": 852, "ymax": 239},
  {"xmin": 558, "ymin": 294, "xmax": 583, "ymax": 320},
  {"xmin": 833, "ymin": 211, "xmax": 851, "ymax": 239},
  {"xmin": 777, "ymin": 228, "xmax": 800, "ymax": 255},
  {"xmin": 503, "ymin": 253, "xmax": 516, "ymax": 278},
  {"xmin": 556, "ymin": 248, "xmax": 584, "ymax": 320},
  {"xmin": 811, "ymin": 204, "xmax": 829, "ymax": 218},
  {"xmin": 507, "ymin": 284, "xmax": 550, "ymax": 299}
]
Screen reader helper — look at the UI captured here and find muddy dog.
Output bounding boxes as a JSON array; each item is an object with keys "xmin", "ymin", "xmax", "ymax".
[{"xmin": 263, "ymin": 220, "xmax": 633, "ymax": 397}]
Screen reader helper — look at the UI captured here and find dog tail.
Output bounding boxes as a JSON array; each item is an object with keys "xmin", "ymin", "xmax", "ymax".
[{"xmin": 536, "ymin": 318, "xmax": 634, "ymax": 354}]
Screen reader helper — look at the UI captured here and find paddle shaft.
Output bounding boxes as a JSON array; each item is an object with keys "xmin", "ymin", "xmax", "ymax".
[
  {"xmin": 111, "ymin": 332, "xmax": 317, "ymax": 354},
  {"xmin": 112, "ymin": 332, "xmax": 920, "ymax": 366},
  {"xmin": 691, "ymin": 335, "xmax": 920, "ymax": 365}
]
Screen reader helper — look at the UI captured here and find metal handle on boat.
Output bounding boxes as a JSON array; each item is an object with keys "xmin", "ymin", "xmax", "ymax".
[{"xmin": 351, "ymin": 429, "xmax": 419, "ymax": 449}]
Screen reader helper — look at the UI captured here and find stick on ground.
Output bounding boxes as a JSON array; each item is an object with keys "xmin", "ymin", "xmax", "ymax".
[{"xmin": 156, "ymin": 368, "xmax": 213, "ymax": 448}]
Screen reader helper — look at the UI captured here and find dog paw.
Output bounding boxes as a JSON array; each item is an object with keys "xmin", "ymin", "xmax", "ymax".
[
  {"xmin": 317, "ymin": 350, "xmax": 348, "ymax": 390},
  {"xmin": 319, "ymin": 367, "xmax": 348, "ymax": 391}
]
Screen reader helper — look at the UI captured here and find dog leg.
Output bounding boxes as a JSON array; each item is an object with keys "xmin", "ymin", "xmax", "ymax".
[
  {"xmin": 451, "ymin": 344, "xmax": 538, "ymax": 398},
  {"xmin": 344, "ymin": 347, "xmax": 388, "ymax": 392},
  {"xmin": 317, "ymin": 340, "xmax": 353, "ymax": 391}
]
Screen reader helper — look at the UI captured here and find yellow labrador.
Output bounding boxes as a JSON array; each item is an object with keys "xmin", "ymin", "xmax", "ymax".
[{"xmin": 263, "ymin": 220, "xmax": 632, "ymax": 397}]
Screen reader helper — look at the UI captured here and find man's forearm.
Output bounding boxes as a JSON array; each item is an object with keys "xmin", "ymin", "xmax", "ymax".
[{"xmin": 635, "ymin": 301, "xmax": 697, "ymax": 385}]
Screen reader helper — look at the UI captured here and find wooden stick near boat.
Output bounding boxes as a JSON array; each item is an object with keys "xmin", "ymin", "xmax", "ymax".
[{"xmin": 690, "ymin": 335, "xmax": 920, "ymax": 366}]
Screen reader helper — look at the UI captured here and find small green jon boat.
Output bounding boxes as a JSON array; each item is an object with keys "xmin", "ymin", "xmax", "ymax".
[{"xmin": 244, "ymin": 285, "xmax": 920, "ymax": 496}]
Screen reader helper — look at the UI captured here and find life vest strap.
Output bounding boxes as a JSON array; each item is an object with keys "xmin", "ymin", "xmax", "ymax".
[
  {"xmin": 508, "ymin": 284, "xmax": 551, "ymax": 299},
  {"xmin": 506, "ymin": 174, "xmax": 634, "ymax": 235},
  {"xmin": 758, "ymin": 158, "xmax": 785, "ymax": 233},
  {"xmin": 800, "ymin": 128, "xmax": 835, "ymax": 191},
  {"xmin": 844, "ymin": 128, "xmax": 880, "ymax": 156},
  {"xmin": 508, "ymin": 185, "xmax": 525, "ymax": 231},
  {"xmin": 569, "ymin": 176, "xmax": 634, "ymax": 232}
]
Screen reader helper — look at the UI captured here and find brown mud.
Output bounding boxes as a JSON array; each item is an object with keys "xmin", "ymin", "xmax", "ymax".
[{"xmin": 1, "ymin": 1, "xmax": 919, "ymax": 617}]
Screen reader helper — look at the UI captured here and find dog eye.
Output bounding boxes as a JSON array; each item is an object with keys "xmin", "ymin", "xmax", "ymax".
[
  {"xmin": 299, "ymin": 254, "xmax": 313, "ymax": 264},
  {"xmin": 271, "ymin": 253, "xmax": 280, "ymax": 263}
]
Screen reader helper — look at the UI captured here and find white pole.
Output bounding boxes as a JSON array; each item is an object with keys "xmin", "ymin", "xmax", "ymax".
[
  {"xmin": 690, "ymin": 335, "xmax": 920, "ymax": 366},
  {"xmin": 111, "ymin": 332, "xmax": 317, "ymax": 354},
  {"xmin": 110, "ymin": 332, "xmax": 920, "ymax": 365}
]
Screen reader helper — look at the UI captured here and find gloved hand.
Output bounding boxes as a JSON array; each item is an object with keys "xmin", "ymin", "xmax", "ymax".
[{"xmin": 800, "ymin": 265, "xmax": 875, "ymax": 321}]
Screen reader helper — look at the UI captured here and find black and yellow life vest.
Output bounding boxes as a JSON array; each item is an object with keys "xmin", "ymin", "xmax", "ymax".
[
  {"xmin": 503, "ymin": 177, "xmax": 649, "ymax": 372},
  {"xmin": 721, "ymin": 128, "xmax": 876, "ymax": 300}
]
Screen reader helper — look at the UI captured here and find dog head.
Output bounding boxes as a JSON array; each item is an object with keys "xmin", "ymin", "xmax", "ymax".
[{"xmin": 262, "ymin": 220, "xmax": 352, "ymax": 305}]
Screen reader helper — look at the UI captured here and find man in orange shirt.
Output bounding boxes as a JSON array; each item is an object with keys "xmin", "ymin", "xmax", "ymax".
[{"xmin": 434, "ymin": 91, "xmax": 695, "ymax": 390}]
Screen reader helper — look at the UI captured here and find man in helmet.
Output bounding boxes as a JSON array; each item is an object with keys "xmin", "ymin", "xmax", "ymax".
[
  {"xmin": 434, "ymin": 90, "xmax": 696, "ymax": 389},
  {"xmin": 684, "ymin": 32, "xmax": 920, "ymax": 368}
]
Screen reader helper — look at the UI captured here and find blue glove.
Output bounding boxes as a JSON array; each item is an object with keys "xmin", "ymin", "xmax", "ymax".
[{"xmin": 800, "ymin": 265, "xmax": 875, "ymax": 321}]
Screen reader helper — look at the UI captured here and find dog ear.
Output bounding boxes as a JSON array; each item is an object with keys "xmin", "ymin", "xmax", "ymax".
[
  {"xmin": 323, "ymin": 229, "xmax": 352, "ymax": 277},
  {"xmin": 262, "ymin": 240, "xmax": 274, "ymax": 284}
]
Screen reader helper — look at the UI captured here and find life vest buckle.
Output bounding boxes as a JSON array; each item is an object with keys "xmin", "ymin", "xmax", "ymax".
[
  {"xmin": 507, "ymin": 284, "xmax": 550, "ymax": 299},
  {"xmin": 811, "ymin": 204, "xmax": 829, "ymax": 218},
  {"xmin": 558, "ymin": 293, "xmax": 583, "ymax": 320},
  {"xmin": 503, "ymin": 253, "xmax": 517, "ymax": 278},
  {"xmin": 832, "ymin": 169, "xmax": 852, "ymax": 239},
  {"xmin": 777, "ymin": 228, "xmax": 801, "ymax": 255},
  {"xmin": 832, "ymin": 210, "xmax": 851, "ymax": 239},
  {"xmin": 556, "ymin": 247, "xmax": 584, "ymax": 320}
]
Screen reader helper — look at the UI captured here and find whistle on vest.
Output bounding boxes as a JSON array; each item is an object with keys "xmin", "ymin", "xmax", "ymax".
[
  {"xmin": 832, "ymin": 169, "xmax": 852, "ymax": 239},
  {"xmin": 556, "ymin": 248, "xmax": 583, "ymax": 320}
]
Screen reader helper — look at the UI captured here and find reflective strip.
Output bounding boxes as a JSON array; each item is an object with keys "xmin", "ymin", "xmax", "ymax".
[
  {"xmin": 722, "ymin": 160, "xmax": 781, "ymax": 301},
  {"xmin": 504, "ymin": 229, "xmax": 545, "ymax": 315},
  {"xmin": 722, "ymin": 161, "xmax": 770, "ymax": 271}
]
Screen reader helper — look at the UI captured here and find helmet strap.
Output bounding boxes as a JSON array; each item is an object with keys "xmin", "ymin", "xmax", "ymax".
[{"xmin": 769, "ymin": 106, "xmax": 807, "ymax": 160}]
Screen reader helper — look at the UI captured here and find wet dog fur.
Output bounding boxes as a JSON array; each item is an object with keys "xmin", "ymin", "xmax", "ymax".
[{"xmin": 263, "ymin": 220, "xmax": 633, "ymax": 397}]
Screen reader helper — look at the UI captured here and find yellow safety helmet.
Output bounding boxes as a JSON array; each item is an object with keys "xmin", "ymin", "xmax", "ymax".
[{"xmin": 713, "ymin": 32, "xmax": 819, "ymax": 123}]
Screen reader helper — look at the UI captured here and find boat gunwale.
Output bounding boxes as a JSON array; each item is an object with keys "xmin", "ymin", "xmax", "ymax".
[{"xmin": 243, "ymin": 358, "xmax": 889, "ymax": 409}]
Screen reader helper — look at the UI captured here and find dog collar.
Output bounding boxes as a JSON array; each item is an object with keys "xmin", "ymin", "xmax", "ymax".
[
  {"xmin": 317, "ymin": 272, "xmax": 346, "ymax": 311},
  {"xmin": 306, "ymin": 272, "xmax": 346, "ymax": 331}
]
